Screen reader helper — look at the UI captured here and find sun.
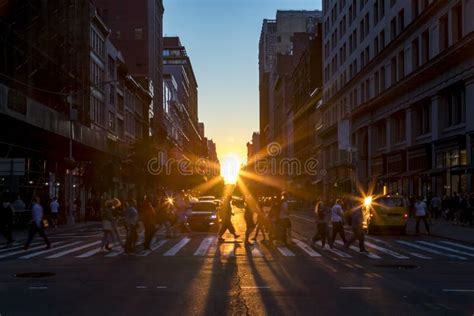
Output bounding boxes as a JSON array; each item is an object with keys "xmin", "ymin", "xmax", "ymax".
[{"xmin": 220, "ymin": 154, "xmax": 242, "ymax": 184}]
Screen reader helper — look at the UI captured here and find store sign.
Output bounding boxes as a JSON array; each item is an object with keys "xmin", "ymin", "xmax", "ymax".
[{"xmin": 0, "ymin": 158, "xmax": 25, "ymax": 176}]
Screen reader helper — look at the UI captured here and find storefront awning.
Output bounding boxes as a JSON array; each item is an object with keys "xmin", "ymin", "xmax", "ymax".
[{"xmin": 450, "ymin": 165, "xmax": 473, "ymax": 175}]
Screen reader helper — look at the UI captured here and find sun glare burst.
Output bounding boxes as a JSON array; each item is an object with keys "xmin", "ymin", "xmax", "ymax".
[{"xmin": 221, "ymin": 154, "xmax": 242, "ymax": 184}]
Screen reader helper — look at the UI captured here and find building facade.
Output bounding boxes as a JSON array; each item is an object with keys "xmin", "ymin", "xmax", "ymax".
[{"xmin": 321, "ymin": 0, "xmax": 474, "ymax": 197}]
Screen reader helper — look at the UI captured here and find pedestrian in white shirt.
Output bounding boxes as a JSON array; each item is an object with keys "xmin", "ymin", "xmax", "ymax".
[
  {"xmin": 415, "ymin": 197, "xmax": 430, "ymax": 235},
  {"xmin": 331, "ymin": 199, "xmax": 347, "ymax": 244},
  {"xmin": 24, "ymin": 197, "xmax": 51, "ymax": 250},
  {"xmin": 50, "ymin": 197, "xmax": 59, "ymax": 228}
]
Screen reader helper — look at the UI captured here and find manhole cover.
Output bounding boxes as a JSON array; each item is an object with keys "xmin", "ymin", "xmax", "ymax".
[
  {"xmin": 374, "ymin": 264, "xmax": 419, "ymax": 270},
  {"xmin": 15, "ymin": 272, "xmax": 56, "ymax": 278}
]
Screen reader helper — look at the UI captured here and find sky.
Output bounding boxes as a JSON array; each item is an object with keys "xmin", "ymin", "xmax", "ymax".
[{"xmin": 163, "ymin": 0, "xmax": 322, "ymax": 163}]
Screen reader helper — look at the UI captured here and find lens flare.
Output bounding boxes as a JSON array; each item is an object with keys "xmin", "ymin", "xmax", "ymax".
[{"xmin": 221, "ymin": 154, "xmax": 242, "ymax": 184}]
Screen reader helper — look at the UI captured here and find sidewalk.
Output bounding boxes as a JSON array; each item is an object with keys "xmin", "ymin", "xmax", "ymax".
[{"xmin": 406, "ymin": 218, "xmax": 474, "ymax": 245}]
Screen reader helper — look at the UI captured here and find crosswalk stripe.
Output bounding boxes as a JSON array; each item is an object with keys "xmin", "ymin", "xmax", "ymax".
[
  {"xmin": 334, "ymin": 241, "xmax": 381, "ymax": 259},
  {"xmin": 163, "ymin": 238, "xmax": 191, "ymax": 256},
  {"xmin": 0, "ymin": 242, "xmax": 65, "ymax": 259},
  {"xmin": 292, "ymin": 239, "xmax": 321, "ymax": 257},
  {"xmin": 105, "ymin": 247, "xmax": 125, "ymax": 257},
  {"xmin": 251, "ymin": 245, "xmax": 264, "ymax": 257},
  {"xmin": 277, "ymin": 246, "xmax": 295, "ymax": 257},
  {"xmin": 219, "ymin": 243, "xmax": 237, "ymax": 257},
  {"xmin": 76, "ymin": 247, "xmax": 102, "ymax": 258},
  {"xmin": 139, "ymin": 240, "xmax": 169, "ymax": 257},
  {"xmin": 327, "ymin": 247, "xmax": 351, "ymax": 258},
  {"xmin": 20, "ymin": 241, "xmax": 83, "ymax": 259},
  {"xmin": 396, "ymin": 241, "xmax": 466, "ymax": 260},
  {"xmin": 440, "ymin": 241, "xmax": 474, "ymax": 252},
  {"xmin": 408, "ymin": 252, "xmax": 432, "ymax": 259},
  {"xmin": 364, "ymin": 241, "xmax": 409, "ymax": 259},
  {"xmin": 417, "ymin": 241, "xmax": 474, "ymax": 257},
  {"xmin": 0, "ymin": 242, "xmax": 41, "ymax": 254},
  {"xmin": 194, "ymin": 237, "xmax": 215, "ymax": 256},
  {"xmin": 46, "ymin": 241, "xmax": 101, "ymax": 258}
]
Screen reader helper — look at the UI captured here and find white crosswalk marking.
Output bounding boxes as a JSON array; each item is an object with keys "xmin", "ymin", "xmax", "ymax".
[
  {"xmin": 0, "ymin": 242, "xmax": 65, "ymax": 259},
  {"xmin": 251, "ymin": 245, "xmax": 264, "ymax": 257},
  {"xmin": 105, "ymin": 247, "xmax": 124, "ymax": 257},
  {"xmin": 220, "ymin": 243, "xmax": 237, "ymax": 257},
  {"xmin": 417, "ymin": 241, "xmax": 474, "ymax": 257},
  {"xmin": 334, "ymin": 241, "xmax": 381, "ymax": 259},
  {"xmin": 396, "ymin": 241, "xmax": 466, "ymax": 260},
  {"xmin": 327, "ymin": 247, "xmax": 351, "ymax": 258},
  {"xmin": 163, "ymin": 238, "xmax": 191, "ymax": 256},
  {"xmin": 277, "ymin": 246, "xmax": 295, "ymax": 257},
  {"xmin": 408, "ymin": 252, "xmax": 432, "ymax": 259},
  {"xmin": 194, "ymin": 237, "xmax": 215, "ymax": 256},
  {"xmin": 139, "ymin": 240, "xmax": 169, "ymax": 257},
  {"xmin": 20, "ymin": 241, "xmax": 83, "ymax": 259},
  {"xmin": 440, "ymin": 241, "xmax": 474, "ymax": 252},
  {"xmin": 0, "ymin": 242, "xmax": 41, "ymax": 254},
  {"xmin": 364, "ymin": 241, "xmax": 409, "ymax": 259},
  {"xmin": 292, "ymin": 239, "xmax": 321, "ymax": 257},
  {"xmin": 46, "ymin": 241, "xmax": 101, "ymax": 259},
  {"xmin": 76, "ymin": 247, "xmax": 102, "ymax": 258}
]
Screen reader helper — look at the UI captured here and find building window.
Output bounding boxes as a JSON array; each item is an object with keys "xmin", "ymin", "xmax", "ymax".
[
  {"xmin": 439, "ymin": 14, "xmax": 449, "ymax": 52},
  {"xmin": 374, "ymin": 36, "xmax": 379, "ymax": 55},
  {"xmin": 442, "ymin": 85, "xmax": 466, "ymax": 128},
  {"xmin": 414, "ymin": 99, "xmax": 431, "ymax": 136},
  {"xmin": 134, "ymin": 28, "xmax": 143, "ymax": 40},
  {"xmin": 411, "ymin": 0, "xmax": 419, "ymax": 19},
  {"xmin": 380, "ymin": 65, "xmax": 386, "ymax": 91},
  {"xmin": 91, "ymin": 95, "xmax": 105, "ymax": 126},
  {"xmin": 109, "ymin": 86, "xmax": 115, "ymax": 105},
  {"xmin": 398, "ymin": 50, "xmax": 405, "ymax": 80},
  {"xmin": 380, "ymin": 30, "xmax": 385, "ymax": 50},
  {"xmin": 374, "ymin": 0, "xmax": 379, "ymax": 25},
  {"xmin": 392, "ymin": 112, "xmax": 406, "ymax": 143},
  {"xmin": 108, "ymin": 55, "xmax": 115, "ymax": 79},
  {"xmin": 452, "ymin": 4, "xmax": 463, "ymax": 43},
  {"xmin": 421, "ymin": 29, "xmax": 430, "ymax": 64},
  {"xmin": 398, "ymin": 9, "xmax": 405, "ymax": 33},
  {"xmin": 374, "ymin": 71, "xmax": 380, "ymax": 95},
  {"xmin": 108, "ymin": 111, "xmax": 115, "ymax": 131},
  {"xmin": 391, "ymin": 57, "xmax": 397, "ymax": 85},
  {"xmin": 412, "ymin": 38, "xmax": 420, "ymax": 70},
  {"xmin": 380, "ymin": 0, "xmax": 385, "ymax": 18},
  {"xmin": 390, "ymin": 17, "xmax": 397, "ymax": 40}
]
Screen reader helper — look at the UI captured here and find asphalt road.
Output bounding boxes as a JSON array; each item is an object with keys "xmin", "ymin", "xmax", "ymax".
[{"xmin": 0, "ymin": 208, "xmax": 473, "ymax": 316}]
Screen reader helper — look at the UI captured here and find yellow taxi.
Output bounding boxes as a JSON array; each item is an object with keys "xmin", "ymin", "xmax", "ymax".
[{"xmin": 362, "ymin": 195, "xmax": 409, "ymax": 235}]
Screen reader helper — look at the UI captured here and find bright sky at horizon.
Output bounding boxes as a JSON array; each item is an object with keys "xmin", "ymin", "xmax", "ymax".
[{"xmin": 163, "ymin": 0, "xmax": 322, "ymax": 162}]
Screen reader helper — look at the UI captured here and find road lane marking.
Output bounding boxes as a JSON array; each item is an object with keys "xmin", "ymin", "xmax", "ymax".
[
  {"xmin": 156, "ymin": 286, "xmax": 167, "ymax": 289},
  {"xmin": 276, "ymin": 246, "xmax": 295, "ymax": 257},
  {"xmin": 28, "ymin": 286, "xmax": 48, "ymax": 290},
  {"xmin": 396, "ymin": 241, "xmax": 466, "ymax": 260},
  {"xmin": 292, "ymin": 239, "xmax": 321, "ymax": 257},
  {"xmin": 339, "ymin": 287, "xmax": 372, "ymax": 290},
  {"xmin": 327, "ymin": 247, "xmax": 352, "ymax": 258},
  {"xmin": 440, "ymin": 241, "xmax": 474, "ymax": 252},
  {"xmin": 136, "ymin": 286, "xmax": 147, "ymax": 289},
  {"xmin": 76, "ymin": 247, "xmax": 102, "ymax": 258},
  {"xmin": 139, "ymin": 240, "xmax": 169, "ymax": 257},
  {"xmin": 442, "ymin": 289, "xmax": 474, "ymax": 292},
  {"xmin": 251, "ymin": 245, "xmax": 264, "ymax": 257},
  {"xmin": 20, "ymin": 241, "xmax": 83, "ymax": 259},
  {"xmin": 364, "ymin": 241, "xmax": 409, "ymax": 259},
  {"xmin": 163, "ymin": 237, "xmax": 191, "ymax": 256},
  {"xmin": 0, "ymin": 242, "xmax": 41, "ymax": 254},
  {"xmin": 46, "ymin": 241, "xmax": 101, "ymax": 258},
  {"xmin": 408, "ymin": 252, "xmax": 432, "ymax": 259},
  {"xmin": 417, "ymin": 241, "xmax": 474, "ymax": 257},
  {"xmin": 194, "ymin": 237, "xmax": 215, "ymax": 256},
  {"xmin": 0, "ymin": 242, "xmax": 65, "ymax": 259},
  {"xmin": 105, "ymin": 248, "xmax": 124, "ymax": 257},
  {"xmin": 241, "ymin": 286, "xmax": 270, "ymax": 289},
  {"xmin": 220, "ymin": 243, "xmax": 237, "ymax": 257},
  {"xmin": 334, "ymin": 241, "xmax": 381, "ymax": 259}
]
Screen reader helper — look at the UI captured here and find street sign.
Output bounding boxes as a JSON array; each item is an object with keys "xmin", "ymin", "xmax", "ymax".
[{"xmin": 0, "ymin": 158, "xmax": 25, "ymax": 176}]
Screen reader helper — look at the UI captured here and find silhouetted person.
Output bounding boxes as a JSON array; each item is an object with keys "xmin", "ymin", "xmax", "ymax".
[
  {"xmin": 24, "ymin": 197, "xmax": 51, "ymax": 250},
  {"xmin": 140, "ymin": 195, "xmax": 156, "ymax": 250},
  {"xmin": 331, "ymin": 199, "xmax": 346, "ymax": 244},
  {"xmin": 0, "ymin": 193, "xmax": 14, "ymax": 247},
  {"xmin": 344, "ymin": 206, "xmax": 368, "ymax": 253},
  {"xmin": 243, "ymin": 198, "xmax": 255, "ymax": 246},
  {"xmin": 218, "ymin": 196, "xmax": 239, "ymax": 242},
  {"xmin": 311, "ymin": 200, "xmax": 332, "ymax": 249}
]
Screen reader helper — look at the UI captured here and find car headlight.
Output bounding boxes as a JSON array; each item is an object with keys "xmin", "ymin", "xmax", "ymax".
[
  {"xmin": 364, "ymin": 196, "xmax": 373, "ymax": 208},
  {"xmin": 209, "ymin": 214, "xmax": 217, "ymax": 219}
]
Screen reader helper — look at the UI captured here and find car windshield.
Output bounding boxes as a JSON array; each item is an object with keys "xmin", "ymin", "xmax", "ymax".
[
  {"xmin": 376, "ymin": 198, "xmax": 405, "ymax": 208},
  {"xmin": 192, "ymin": 203, "xmax": 216, "ymax": 212}
]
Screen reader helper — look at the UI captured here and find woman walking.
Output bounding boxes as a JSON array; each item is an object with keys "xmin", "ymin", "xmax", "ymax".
[
  {"xmin": 311, "ymin": 200, "xmax": 332, "ymax": 249},
  {"xmin": 218, "ymin": 195, "xmax": 239, "ymax": 243}
]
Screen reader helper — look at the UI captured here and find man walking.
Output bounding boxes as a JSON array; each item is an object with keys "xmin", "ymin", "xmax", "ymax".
[
  {"xmin": 415, "ymin": 197, "xmax": 430, "ymax": 235},
  {"xmin": 50, "ymin": 197, "xmax": 59, "ymax": 228},
  {"xmin": 430, "ymin": 195, "xmax": 441, "ymax": 220},
  {"xmin": 218, "ymin": 196, "xmax": 239, "ymax": 243},
  {"xmin": 331, "ymin": 199, "xmax": 347, "ymax": 244},
  {"xmin": 140, "ymin": 195, "xmax": 157, "ymax": 251},
  {"xmin": 24, "ymin": 197, "xmax": 51, "ymax": 250},
  {"xmin": 0, "ymin": 193, "xmax": 14, "ymax": 247},
  {"xmin": 344, "ymin": 206, "xmax": 368, "ymax": 253},
  {"xmin": 311, "ymin": 200, "xmax": 332, "ymax": 249}
]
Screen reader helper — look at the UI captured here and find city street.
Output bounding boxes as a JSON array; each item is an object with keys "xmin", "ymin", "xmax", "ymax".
[{"xmin": 0, "ymin": 207, "xmax": 473, "ymax": 316}]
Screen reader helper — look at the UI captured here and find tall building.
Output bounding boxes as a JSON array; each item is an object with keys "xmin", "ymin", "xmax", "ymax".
[
  {"xmin": 163, "ymin": 36, "xmax": 202, "ymax": 158},
  {"xmin": 259, "ymin": 10, "xmax": 322, "ymax": 148},
  {"xmin": 93, "ymin": 0, "xmax": 164, "ymax": 133},
  {"xmin": 321, "ymin": 0, "xmax": 473, "ymax": 197}
]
